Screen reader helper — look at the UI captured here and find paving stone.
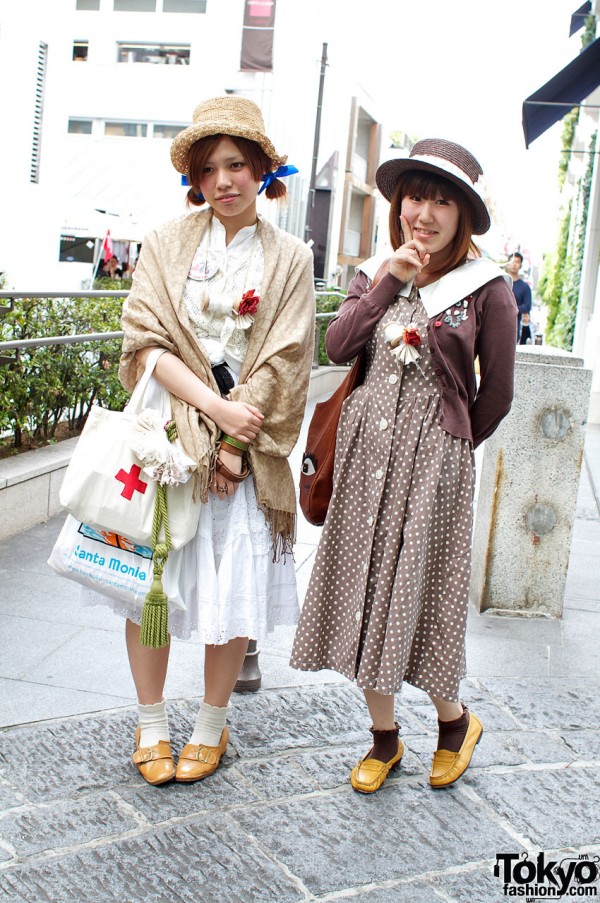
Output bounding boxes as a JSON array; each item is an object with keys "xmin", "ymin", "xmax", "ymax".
[
  {"xmin": 230, "ymin": 783, "xmax": 512, "ymax": 896},
  {"xmin": 464, "ymin": 767, "xmax": 600, "ymax": 848},
  {"xmin": 334, "ymin": 881, "xmax": 448, "ymax": 902},
  {"xmin": 478, "ymin": 678, "xmax": 600, "ymax": 729},
  {"xmin": 227, "ymin": 684, "xmax": 372, "ymax": 755},
  {"xmin": 0, "ymin": 814, "xmax": 302, "ymax": 903},
  {"xmin": 0, "ymin": 794, "xmax": 139, "ymax": 858},
  {"xmin": 119, "ymin": 765, "xmax": 260, "ymax": 820},
  {"xmin": 0, "ymin": 711, "xmax": 139, "ymax": 802},
  {"xmin": 0, "ymin": 782, "xmax": 25, "ymax": 812},
  {"xmin": 430, "ymin": 866, "xmax": 504, "ymax": 903},
  {"xmin": 234, "ymin": 754, "xmax": 319, "ymax": 799},
  {"xmin": 559, "ymin": 729, "xmax": 600, "ymax": 759},
  {"xmin": 506, "ymin": 730, "xmax": 576, "ymax": 764}
]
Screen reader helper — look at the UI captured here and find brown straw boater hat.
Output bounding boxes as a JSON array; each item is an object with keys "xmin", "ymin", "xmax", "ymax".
[
  {"xmin": 170, "ymin": 96, "xmax": 287, "ymax": 177},
  {"xmin": 375, "ymin": 138, "xmax": 491, "ymax": 235}
]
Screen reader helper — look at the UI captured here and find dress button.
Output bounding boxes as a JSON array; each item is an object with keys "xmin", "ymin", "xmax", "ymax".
[
  {"xmin": 375, "ymin": 469, "xmax": 383, "ymax": 479},
  {"xmin": 355, "ymin": 610, "xmax": 362, "ymax": 622},
  {"xmin": 379, "ymin": 418, "xmax": 388, "ymax": 431},
  {"xmin": 362, "ymin": 562, "xmax": 368, "ymax": 574},
  {"xmin": 367, "ymin": 515, "xmax": 374, "ymax": 526},
  {"xmin": 389, "ymin": 373, "xmax": 398, "ymax": 385}
]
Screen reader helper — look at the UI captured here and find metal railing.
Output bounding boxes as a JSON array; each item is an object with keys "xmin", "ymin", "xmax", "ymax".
[
  {"xmin": 0, "ymin": 290, "xmax": 127, "ymax": 365},
  {"xmin": 0, "ymin": 290, "xmax": 344, "ymax": 368}
]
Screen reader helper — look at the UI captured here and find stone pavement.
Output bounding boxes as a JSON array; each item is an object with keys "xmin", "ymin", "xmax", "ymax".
[{"xmin": 0, "ymin": 408, "xmax": 599, "ymax": 902}]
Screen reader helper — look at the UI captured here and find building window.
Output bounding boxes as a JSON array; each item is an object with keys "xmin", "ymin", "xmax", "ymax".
[
  {"xmin": 30, "ymin": 42, "xmax": 48, "ymax": 184},
  {"xmin": 116, "ymin": 42, "xmax": 190, "ymax": 63},
  {"xmin": 73, "ymin": 41, "xmax": 89, "ymax": 61},
  {"xmin": 163, "ymin": 0, "xmax": 207, "ymax": 11},
  {"xmin": 68, "ymin": 119, "xmax": 93, "ymax": 134},
  {"xmin": 152, "ymin": 123, "xmax": 184, "ymax": 139},
  {"xmin": 113, "ymin": 0, "xmax": 156, "ymax": 10},
  {"xmin": 76, "ymin": 0, "xmax": 100, "ymax": 9},
  {"xmin": 105, "ymin": 121, "xmax": 148, "ymax": 137}
]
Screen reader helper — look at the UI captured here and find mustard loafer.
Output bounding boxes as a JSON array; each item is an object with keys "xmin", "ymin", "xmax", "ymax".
[
  {"xmin": 429, "ymin": 710, "xmax": 483, "ymax": 788},
  {"xmin": 132, "ymin": 726, "xmax": 175, "ymax": 786},
  {"xmin": 175, "ymin": 727, "xmax": 229, "ymax": 783},
  {"xmin": 350, "ymin": 739, "xmax": 405, "ymax": 794}
]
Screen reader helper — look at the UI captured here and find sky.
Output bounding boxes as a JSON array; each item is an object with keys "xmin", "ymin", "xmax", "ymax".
[{"xmin": 299, "ymin": 0, "xmax": 591, "ymax": 265}]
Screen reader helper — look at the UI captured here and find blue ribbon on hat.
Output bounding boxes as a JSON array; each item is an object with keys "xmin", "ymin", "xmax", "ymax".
[{"xmin": 258, "ymin": 164, "xmax": 298, "ymax": 194}]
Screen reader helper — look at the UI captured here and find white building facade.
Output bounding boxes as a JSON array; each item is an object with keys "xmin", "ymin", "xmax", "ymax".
[{"xmin": 0, "ymin": 0, "xmax": 383, "ymax": 292}]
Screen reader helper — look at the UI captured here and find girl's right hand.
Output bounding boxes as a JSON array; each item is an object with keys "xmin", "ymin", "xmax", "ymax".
[
  {"xmin": 213, "ymin": 399, "xmax": 264, "ymax": 444},
  {"xmin": 388, "ymin": 216, "xmax": 431, "ymax": 283}
]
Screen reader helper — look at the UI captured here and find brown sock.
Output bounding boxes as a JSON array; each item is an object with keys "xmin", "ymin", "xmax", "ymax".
[
  {"xmin": 437, "ymin": 705, "xmax": 469, "ymax": 753},
  {"xmin": 369, "ymin": 722, "xmax": 400, "ymax": 762}
]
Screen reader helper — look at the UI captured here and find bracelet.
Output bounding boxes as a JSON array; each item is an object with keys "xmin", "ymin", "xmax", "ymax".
[
  {"xmin": 221, "ymin": 434, "xmax": 250, "ymax": 451},
  {"xmin": 220, "ymin": 439, "xmax": 245, "ymax": 457},
  {"xmin": 215, "ymin": 457, "xmax": 251, "ymax": 483}
]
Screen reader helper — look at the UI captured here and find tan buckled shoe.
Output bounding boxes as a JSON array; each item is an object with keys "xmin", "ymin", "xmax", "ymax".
[
  {"xmin": 132, "ymin": 726, "xmax": 175, "ymax": 786},
  {"xmin": 350, "ymin": 739, "xmax": 404, "ymax": 794},
  {"xmin": 175, "ymin": 727, "xmax": 229, "ymax": 783},
  {"xmin": 429, "ymin": 710, "xmax": 483, "ymax": 788}
]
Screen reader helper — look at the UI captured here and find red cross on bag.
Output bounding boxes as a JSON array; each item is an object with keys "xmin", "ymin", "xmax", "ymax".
[{"xmin": 115, "ymin": 464, "xmax": 148, "ymax": 500}]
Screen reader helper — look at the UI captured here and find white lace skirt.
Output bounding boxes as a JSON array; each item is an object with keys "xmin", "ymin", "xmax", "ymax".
[{"xmin": 81, "ymin": 475, "xmax": 299, "ymax": 644}]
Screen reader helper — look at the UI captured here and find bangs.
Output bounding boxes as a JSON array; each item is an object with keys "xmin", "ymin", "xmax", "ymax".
[{"xmin": 399, "ymin": 170, "xmax": 464, "ymax": 203}]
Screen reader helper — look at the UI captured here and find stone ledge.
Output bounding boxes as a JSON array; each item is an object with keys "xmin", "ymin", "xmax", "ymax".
[{"xmin": 0, "ymin": 368, "xmax": 347, "ymax": 541}]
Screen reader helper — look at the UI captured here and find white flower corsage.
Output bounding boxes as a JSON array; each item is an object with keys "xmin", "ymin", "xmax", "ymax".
[
  {"xmin": 130, "ymin": 411, "xmax": 196, "ymax": 486},
  {"xmin": 384, "ymin": 323, "xmax": 423, "ymax": 366}
]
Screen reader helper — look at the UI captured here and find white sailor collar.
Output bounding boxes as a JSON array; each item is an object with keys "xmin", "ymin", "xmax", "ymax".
[{"xmin": 357, "ymin": 256, "xmax": 511, "ymax": 320}]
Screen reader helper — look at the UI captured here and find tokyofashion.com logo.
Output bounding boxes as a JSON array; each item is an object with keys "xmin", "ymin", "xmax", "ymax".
[{"xmin": 494, "ymin": 852, "xmax": 599, "ymax": 898}]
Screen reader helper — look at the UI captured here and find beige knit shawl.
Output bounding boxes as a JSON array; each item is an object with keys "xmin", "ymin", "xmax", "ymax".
[{"xmin": 119, "ymin": 209, "xmax": 315, "ymax": 552}]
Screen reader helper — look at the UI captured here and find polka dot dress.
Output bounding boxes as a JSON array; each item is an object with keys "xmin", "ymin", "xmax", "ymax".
[{"xmin": 290, "ymin": 289, "xmax": 474, "ymax": 701}]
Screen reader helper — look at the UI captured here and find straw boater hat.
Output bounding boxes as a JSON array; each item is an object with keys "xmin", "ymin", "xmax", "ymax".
[
  {"xmin": 375, "ymin": 138, "xmax": 490, "ymax": 235},
  {"xmin": 170, "ymin": 96, "xmax": 287, "ymax": 177}
]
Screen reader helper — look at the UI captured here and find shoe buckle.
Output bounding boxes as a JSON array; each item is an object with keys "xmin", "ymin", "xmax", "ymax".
[{"xmin": 139, "ymin": 748, "xmax": 154, "ymax": 763}]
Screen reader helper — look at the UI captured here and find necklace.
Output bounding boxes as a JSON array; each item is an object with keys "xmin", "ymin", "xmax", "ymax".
[{"xmin": 198, "ymin": 218, "xmax": 259, "ymax": 314}]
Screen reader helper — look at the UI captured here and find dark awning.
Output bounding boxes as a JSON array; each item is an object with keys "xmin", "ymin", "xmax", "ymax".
[
  {"xmin": 570, "ymin": 1, "xmax": 591, "ymax": 37},
  {"xmin": 522, "ymin": 37, "xmax": 600, "ymax": 147}
]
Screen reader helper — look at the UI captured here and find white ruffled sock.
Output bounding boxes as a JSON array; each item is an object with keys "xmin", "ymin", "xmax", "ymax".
[
  {"xmin": 138, "ymin": 699, "xmax": 170, "ymax": 748},
  {"xmin": 189, "ymin": 700, "xmax": 227, "ymax": 747}
]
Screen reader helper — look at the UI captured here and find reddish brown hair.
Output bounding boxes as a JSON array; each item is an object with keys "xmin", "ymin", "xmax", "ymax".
[
  {"xmin": 389, "ymin": 171, "xmax": 480, "ymax": 277},
  {"xmin": 185, "ymin": 135, "xmax": 287, "ymax": 208}
]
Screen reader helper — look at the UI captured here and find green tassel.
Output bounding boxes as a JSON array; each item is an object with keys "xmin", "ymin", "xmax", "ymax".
[
  {"xmin": 140, "ymin": 571, "xmax": 169, "ymax": 648},
  {"xmin": 139, "ymin": 485, "xmax": 171, "ymax": 649}
]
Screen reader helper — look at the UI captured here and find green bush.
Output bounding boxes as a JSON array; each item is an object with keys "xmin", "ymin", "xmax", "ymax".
[
  {"xmin": 0, "ymin": 294, "xmax": 129, "ymax": 449},
  {"xmin": 315, "ymin": 288, "xmax": 345, "ymax": 365}
]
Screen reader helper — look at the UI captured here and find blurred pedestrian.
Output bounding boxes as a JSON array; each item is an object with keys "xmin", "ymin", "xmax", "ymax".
[
  {"xmin": 507, "ymin": 251, "xmax": 531, "ymax": 341},
  {"xmin": 291, "ymin": 139, "xmax": 517, "ymax": 793}
]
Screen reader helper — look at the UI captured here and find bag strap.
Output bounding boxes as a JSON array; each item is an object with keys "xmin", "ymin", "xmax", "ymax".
[{"xmin": 125, "ymin": 348, "xmax": 168, "ymax": 415}]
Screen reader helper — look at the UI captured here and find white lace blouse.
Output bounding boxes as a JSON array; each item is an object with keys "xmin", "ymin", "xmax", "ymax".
[{"xmin": 182, "ymin": 215, "xmax": 264, "ymax": 377}]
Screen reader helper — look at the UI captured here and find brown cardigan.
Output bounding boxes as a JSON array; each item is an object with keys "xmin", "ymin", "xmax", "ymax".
[{"xmin": 325, "ymin": 268, "xmax": 517, "ymax": 448}]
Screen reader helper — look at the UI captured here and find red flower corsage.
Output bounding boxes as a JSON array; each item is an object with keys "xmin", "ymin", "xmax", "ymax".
[{"xmin": 233, "ymin": 289, "xmax": 259, "ymax": 329}]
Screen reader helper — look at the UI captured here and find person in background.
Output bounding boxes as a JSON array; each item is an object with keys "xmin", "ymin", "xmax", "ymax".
[
  {"xmin": 291, "ymin": 139, "xmax": 517, "ymax": 794},
  {"xmin": 506, "ymin": 251, "xmax": 531, "ymax": 342}
]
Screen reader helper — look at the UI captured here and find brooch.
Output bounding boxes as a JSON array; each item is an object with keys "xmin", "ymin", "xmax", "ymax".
[{"xmin": 442, "ymin": 294, "xmax": 473, "ymax": 329}]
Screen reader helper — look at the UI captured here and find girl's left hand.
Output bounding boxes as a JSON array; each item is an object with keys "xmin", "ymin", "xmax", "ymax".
[{"xmin": 210, "ymin": 447, "xmax": 241, "ymax": 497}]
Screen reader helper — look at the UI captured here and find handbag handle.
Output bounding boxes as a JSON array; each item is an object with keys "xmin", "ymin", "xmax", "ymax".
[{"xmin": 125, "ymin": 348, "xmax": 168, "ymax": 415}]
